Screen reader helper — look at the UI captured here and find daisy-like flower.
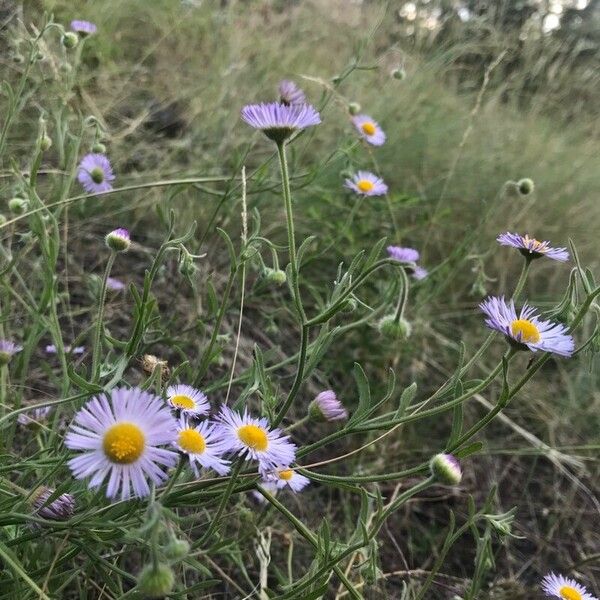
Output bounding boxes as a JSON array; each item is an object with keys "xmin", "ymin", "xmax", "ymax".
[
  {"xmin": 45, "ymin": 344, "xmax": 85, "ymax": 355},
  {"xmin": 497, "ymin": 232, "xmax": 569, "ymax": 262},
  {"xmin": 173, "ymin": 416, "xmax": 230, "ymax": 476},
  {"xmin": 352, "ymin": 114, "xmax": 386, "ymax": 146},
  {"xmin": 77, "ymin": 153, "xmax": 115, "ymax": 194},
  {"xmin": 309, "ymin": 390, "xmax": 348, "ymax": 422},
  {"xmin": 31, "ymin": 486, "xmax": 75, "ymax": 522},
  {"xmin": 70, "ymin": 20, "xmax": 97, "ymax": 36},
  {"xmin": 387, "ymin": 246, "xmax": 419, "ymax": 263},
  {"xmin": 106, "ymin": 277, "xmax": 126, "ymax": 291},
  {"xmin": 278, "ymin": 80, "xmax": 306, "ymax": 106},
  {"xmin": 214, "ymin": 406, "xmax": 296, "ymax": 469},
  {"xmin": 17, "ymin": 406, "xmax": 52, "ymax": 427},
  {"xmin": 412, "ymin": 266, "xmax": 428, "ymax": 280},
  {"xmin": 541, "ymin": 572, "xmax": 598, "ymax": 600},
  {"xmin": 166, "ymin": 384, "xmax": 210, "ymax": 418},
  {"xmin": 241, "ymin": 102, "xmax": 321, "ymax": 144},
  {"xmin": 0, "ymin": 340, "xmax": 22, "ymax": 365},
  {"xmin": 344, "ymin": 171, "xmax": 388, "ymax": 196},
  {"xmin": 65, "ymin": 387, "xmax": 178, "ymax": 500},
  {"xmin": 480, "ymin": 296, "xmax": 574, "ymax": 357},
  {"xmin": 261, "ymin": 465, "xmax": 310, "ymax": 493}
]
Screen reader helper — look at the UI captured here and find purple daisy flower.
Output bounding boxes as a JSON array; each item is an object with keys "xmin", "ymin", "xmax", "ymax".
[
  {"xmin": 70, "ymin": 20, "xmax": 97, "ymax": 36},
  {"xmin": 344, "ymin": 171, "xmax": 388, "ymax": 196},
  {"xmin": 166, "ymin": 384, "xmax": 209, "ymax": 418},
  {"xmin": 497, "ymin": 232, "xmax": 569, "ymax": 262},
  {"xmin": 278, "ymin": 80, "xmax": 306, "ymax": 106},
  {"xmin": 77, "ymin": 153, "xmax": 115, "ymax": 194},
  {"xmin": 260, "ymin": 465, "xmax": 310, "ymax": 493},
  {"xmin": 351, "ymin": 114, "xmax": 386, "ymax": 146},
  {"xmin": 65, "ymin": 387, "xmax": 178, "ymax": 500},
  {"xmin": 541, "ymin": 572, "xmax": 597, "ymax": 600},
  {"xmin": 412, "ymin": 266, "xmax": 428, "ymax": 280},
  {"xmin": 241, "ymin": 102, "xmax": 321, "ymax": 143},
  {"xmin": 214, "ymin": 406, "xmax": 296, "ymax": 470},
  {"xmin": 0, "ymin": 340, "xmax": 22, "ymax": 365},
  {"xmin": 17, "ymin": 406, "xmax": 52, "ymax": 427},
  {"xmin": 309, "ymin": 390, "xmax": 348, "ymax": 422},
  {"xmin": 106, "ymin": 277, "xmax": 126, "ymax": 291},
  {"xmin": 480, "ymin": 296, "xmax": 574, "ymax": 357},
  {"xmin": 31, "ymin": 487, "xmax": 75, "ymax": 522},
  {"xmin": 387, "ymin": 246, "xmax": 420, "ymax": 263},
  {"xmin": 45, "ymin": 344, "xmax": 85, "ymax": 355}
]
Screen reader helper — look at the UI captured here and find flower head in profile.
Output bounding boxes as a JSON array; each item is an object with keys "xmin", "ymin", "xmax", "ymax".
[
  {"xmin": 65, "ymin": 387, "xmax": 178, "ymax": 500},
  {"xmin": 31, "ymin": 487, "xmax": 75, "ymax": 522},
  {"xmin": 241, "ymin": 102, "xmax": 321, "ymax": 144},
  {"xmin": 106, "ymin": 277, "xmax": 126, "ymax": 291},
  {"xmin": 77, "ymin": 153, "xmax": 115, "ymax": 194},
  {"xmin": 70, "ymin": 20, "xmax": 97, "ymax": 36},
  {"xmin": 497, "ymin": 232, "xmax": 569, "ymax": 262},
  {"xmin": 352, "ymin": 114, "xmax": 386, "ymax": 146},
  {"xmin": 480, "ymin": 296, "xmax": 574, "ymax": 357},
  {"xmin": 0, "ymin": 340, "xmax": 22, "ymax": 365},
  {"xmin": 45, "ymin": 344, "xmax": 85, "ymax": 355},
  {"xmin": 214, "ymin": 406, "xmax": 296, "ymax": 469},
  {"xmin": 278, "ymin": 80, "xmax": 306, "ymax": 106},
  {"xmin": 173, "ymin": 416, "xmax": 230, "ymax": 476},
  {"xmin": 387, "ymin": 246, "xmax": 419, "ymax": 263},
  {"xmin": 345, "ymin": 171, "xmax": 388, "ymax": 196},
  {"xmin": 166, "ymin": 384, "xmax": 209, "ymax": 418},
  {"xmin": 309, "ymin": 390, "xmax": 348, "ymax": 422},
  {"xmin": 541, "ymin": 572, "xmax": 597, "ymax": 600},
  {"xmin": 17, "ymin": 406, "xmax": 52, "ymax": 427},
  {"xmin": 412, "ymin": 266, "xmax": 428, "ymax": 280},
  {"xmin": 261, "ymin": 465, "xmax": 310, "ymax": 493},
  {"xmin": 430, "ymin": 453, "xmax": 462, "ymax": 486},
  {"xmin": 105, "ymin": 228, "xmax": 130, "ymax": 252}
]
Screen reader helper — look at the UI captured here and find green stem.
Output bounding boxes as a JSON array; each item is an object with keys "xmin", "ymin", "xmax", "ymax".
[
  {"xmin": 512, "ymin": 258, "xmax": 531, "ymax": 301},
  {"xmin": 285, "ymin": 414, "xmax": 310, "ymax": 432},
  {"xmin": 393, "ymin": 268, "xmax": 410, "ymax": 323},
  {"xmin": 91, "ymin": 252, "xmax": 116, "ymax": 381}
]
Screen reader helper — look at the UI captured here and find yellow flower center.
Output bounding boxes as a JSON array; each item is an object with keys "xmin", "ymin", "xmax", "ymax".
[
  {"xmin": 237, "ymin": 424, "xmax": 268, "ymax": 451},
  {"xmin": 560, "ymin": 587, "xmax": 582, "ymax": 600},
  {"xmin": 278, "ymin": 469, "xmax": 294, "ymax": 481},
  {"xmin": 103, "ymin": 422, "xmax": 145, "ymax": 464},
  {"xmin": 523, "ymin": 234, "xmax": 547, "ymax": 253},
  {"xmin": 357, "ymin": 179, "xmax": 374, "ymax": 193},
  {"xmin": 178, "ymin": 428, "xmax": 206, "ymax": 454},
  {"xmin": 170, "ymin": 394, "xmax": 195, "ymax": 410},
  {"xmin": 361, "ymin": 122, "xmax": 376, "ymax": 136},
  {"xmin": 510, "ymin": 319, "xmax": 541, "ymax": 344}
]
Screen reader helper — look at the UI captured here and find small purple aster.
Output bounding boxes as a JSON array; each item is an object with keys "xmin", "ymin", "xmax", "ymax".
[
  {"xmin": 70, "ymin": 20, "xmax": 97, "ymax": 36},
  {"xmin": 106, "ymin": 277, "xmax": 126, "ymax": 291},
  {"xmin": 260, "ymin": 464, "xmax": 310, "ymax": 493},
  {"xmin": 105, "ymin": 228, "xmax": 130, "ymax": 252},
  {"xmin": 0, "ymin": 340, "xmax": 22, "ymax": 365},
  {"xmin": 77, "ymin": 154, "xmax": 115, "ymax": 194},
  {"xmin": 17, "ymin": 406, "xmax": 52, "ymax": 427},
  {"xmin": 497, "ymin": 232, "xmax": 569, "ymax": 262},
  {"xmin": 387, "ymin": 246, "xmax": 420, "ymax": 263},
  {"xmin": 45, "ymin": 344, "xmax": 85, "ymax": 355},
  {"xmin": 480, "ymin": 296, "xmax": 574, "ymax": 357},
  {"xmin": 278, "ymin": 80, "xmax": 306, "ymax": 106},
  {"xmin": 241, "ymin": 102, "xmax": 321, "ymax": 143},
  {"xmin": 309, "ymin": 390, "xmax": 348, "ymax": 422},
  {"xmin": 344, "ymin": 171, "xmax": 388, "ymax": 196},
  {"xmin": 351, "ymin": 114, "xmax": 386, "ymax": 146},
  {"xmin": 31, "ymin": 487, "xmax": 75, "ymax": 522},
  {"xmin": 541, "ymin": 572, "xmax": 597, "ymax": 600},
  {"xmin": 412, "ymin": 266, "xmax": 428, "ymax": 280}
]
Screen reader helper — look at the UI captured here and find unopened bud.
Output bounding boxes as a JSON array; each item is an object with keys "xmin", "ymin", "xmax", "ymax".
[
  {"xmin": 348, "ymin": 102, "xmax": 361, "ymax": 116},
  {"xmin": 378, "ymin": 315, "xmax": 412, "ymax": 339},
  {"xmin": 61, "ymin": 32, "xmax": 79, "ymax": 49},
  {"xmin": 136, "ymin": 564, "xmax": 175, "ymax": 598},
  {"xmin": 392, "ymin": 67, "xmax": 406, "ymax": 80},
  {"xmin": 164, "ymin": 539, "xmax": 190, "ymax": 562},
  {"xmin": 105, "ymin": 228, "xmax": 130, "ymax": 252},
  {"xmin": 92, "ymin": 142, "xmax": 106, "ymax": 154},
  {"xmin": 264, "ymin": 267, "xmax": 287, "ymax": 285},
  {"xmin": 40, "ymin": 135, "xmax": 52, "ymax": 152},
  {"xmin": 8, "ymin": 197, "xmax": 28, "ymax": 215},
  {"xmin": 430, "ymin": 453, "xmax": 462, "ymax": 486},
  {"xmin": 517, "ymin": 178, "xmax": 534, "ymax": 195}
]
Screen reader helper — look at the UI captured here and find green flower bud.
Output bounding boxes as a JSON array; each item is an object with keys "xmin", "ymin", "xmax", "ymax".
[
  {"xmin": 264, "ymin": 267, "xmax": 287, "ymax": 285},
  {"xmin": 136, "ymin": 564, "xmax": 175, "ymax": 598},
  {"xmin": 61, "ymin": 32, "xmax": 79, "ymax": 49},
  {"xmin": 8, "ymin": 197, "xmax": 28, "ymax": 215},
  {"xmin": 517, "ymin": 178, "xmax": 534, "ymax": 195},
  {"xmin": 392, "ymin": 67, "xmax": 406, "ymax": 80},
  {"xmin": 105, "ymin": 228, "xmax": 131, "ymax": 252},
  {"xmin": 378, "ymin": 315, "xmax": 412, "ymax": 339},
  {"xmin": 429, "ymin": 453, "xmax": 462, "ymax": 486},
  {"xmin": 163, "ymin": 539, "xmax": 190, "ymax": 562},
  {"xmin": 348, "ymin": 102, "xmax": 361, "ymax": 116},
  {"xmin": 92, "ymin": 142, "xmax": 107, "ymax": 154},
  {"xmin": 40, "ymin": 135, "xmax": 52, "ymax": 152}
]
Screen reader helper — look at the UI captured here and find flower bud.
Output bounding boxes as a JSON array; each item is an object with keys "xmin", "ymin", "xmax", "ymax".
[
  {"xmin": 61, "ymin": 32, "xmax": 79, "ymax": 49},
  {"xmin": 136, "ymin": 564, "xmax": 175, "ymax": 598},
  {"xmin": 392, "ymin": 67, "xmax": 406, "ymax": 80},
  {"xmin": 8, "ymin": 197, "xmax": 28, "ymax": 215},
  {"xmin": 309, "ymin": 390, "xmax": 348, "ymax": 422},
  {"xmin": 348, "ymin": 102, "xmax": 361, "ymax": 116},
  {"xmin": 0, "ymin": 340, "xmax": 22, "ymax": 365},
  {"xmin": 163, "ymin": 539, "xmax": 190, "ymax": 562},
  {"xmin": 92, "ymin": 142, "xmax": 107, "ymax": 154},
  {"xmin": 517, "ymin": 178, "xmax": 534, "ymax": 195},
  {"xmin": 263, "ymin": 267, "xmax": 287, "ymax": 286},
  {"xmin": 30, "ymin": 486, "xmax": 75, "ymax": 522},
  {"xmin": 105, "ymin": 228, "xmax": 130, "ymax": 252},
  {"xmin": 378, "ymin": 315, "xmax": 412, "ymax": 339},
  {"xmin": 429, "ymin": 453, "xmax": 462, "ymax": 486},
  {"xmin": 39, "ymin": 135, "xmax": 52, "ymax": 152}
]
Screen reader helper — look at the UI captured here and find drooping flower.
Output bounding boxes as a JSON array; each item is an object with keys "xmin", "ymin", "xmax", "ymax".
[
  {"xmin": 106, "ymin": 277, "xmax": 126, "ymax": 291},
  {"xmin": 45, "ymin": 344, "xmax": 85, "ymax": 355},
  {"xmin": 166, "ymin": 384, "xmax": 209, "ymax": 418},
  {"xmin": 261, "ymin": 465, "xmax": 310, "ymax": 493},
  {"xmin": 241, "ymin": 102, "xmax": 321, "ymax": 143},
  {"xmin": 17, "ymin": 406, "xmax": 52, "ymax": 427},
  {"xmin": 480, "ymin": 296, "xmax": 574, "ymax": 357},
  {"xmin": 412, "ymin": 266, "xmax": 429, "ymax": 280},
  {"xmin": 65, "ymin": 387, "xmax": 178, "ymax": 500},
  {"xmin": 105, "ymin": 228, "xmax": 130, "ymax": 252},
  {"xmin": 429, "ymin": 453, "xmax": 462, "ymax": 486},
  {"xmin": 214, "ymin": 406, "xmax": 296, "ymax": 469},
  {"xmin": 541, "ymin": 572, "xmax": 598, "ymax": 600},
  {"xmin": 278, "ymin": 80, "xmax": 306, "ymax": 106},
  {"xmin": 70, "ymin": 20, "xmax": 97, "ymax": 36},
  {"xmin": 173, "ymin": 416, "xmax": 230, "ymax": 476},
  {"xmin": 497, "ymin": 232, "xmax": 569, "ymax": 262},
  {"xmin": 141, "ymin": 354, "xmax": 169, "ymax": 376},
  {"xmin": 344, "ymin": 171, "xmax": 388, "ymax": 196},
  {"xmin": 309, "ymin": 390, "xmax": 348, "ymax": 422},
  {"xmin": 351, "ymin": 114, "xmax": 386, "ymax": 146},
  {"xmin": 0, "ymin": 340, "xmax": 22, "ymax": 365},
  {"xmin": 77, "ymin": 153, "xmax": 115, "ymax": 194},
  {"xmin": 31, "ymin": 487, "xmax": 75, "ymax": 522}
]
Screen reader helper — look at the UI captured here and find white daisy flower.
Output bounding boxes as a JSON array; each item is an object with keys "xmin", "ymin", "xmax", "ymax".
[
  {"xmin": 166, "ymin": 384, "xmax": 210, "ymax": 417},
  {"xmin": 541, "ymin": 572, "xmax": 598, "ymax": 600},
  {"xmin": 261, "ymin": 465, "xmax": 310, "ymax": 493}
]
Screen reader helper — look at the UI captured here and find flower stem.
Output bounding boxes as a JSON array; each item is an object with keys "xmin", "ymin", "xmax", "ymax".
[{"xmin": 91, "ymin": 252, "xmax": 116, "ymax": 382}]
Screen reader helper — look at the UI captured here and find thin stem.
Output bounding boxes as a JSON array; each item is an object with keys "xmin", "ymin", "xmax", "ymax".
[
  {"xmin": 91, "ymin": 252, "xmax": 116, "ymax": 382},
  {"xmin": 394, "ymin": 268, "xmax": 410, "ymax": 323},
  {"xmin": 512, "ymin": 258, "xmax": 532, "ymax": 301}
]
